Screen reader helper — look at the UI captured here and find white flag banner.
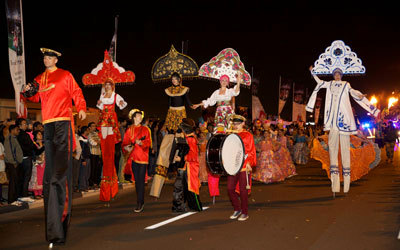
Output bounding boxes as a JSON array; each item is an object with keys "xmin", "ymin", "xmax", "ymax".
[
  {"xmin": 292, "ymin": 102, "xmax": 306, "ymax": 122},
  {"xmin": 278, "ymin": 99, "xmax": 286, "ymax": 115},
  {"xmin": 252, "ymin": 95, "xmax": 266, "ymax": 120},
  {"xmin": 6, "ymin": 0, "xmax": 27, "ymax": 118}
]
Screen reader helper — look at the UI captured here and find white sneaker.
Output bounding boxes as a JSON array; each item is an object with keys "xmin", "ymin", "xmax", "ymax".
[
  {"xmin": 11, "ymin": 201, "xmax": 22, "ymax": 206},
  {"xmin": 238, "ymin": 214, "xmax": 249, "ymax": 221},
  {"xmin": 230, "ymin": 211, "xmax": 241, "ymax": 219},
  {"xmin": 19, "ymin": 197, "xmax": 35, "ymax": 203}
]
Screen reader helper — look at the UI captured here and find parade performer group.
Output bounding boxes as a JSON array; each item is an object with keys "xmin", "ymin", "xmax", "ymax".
[
  {"xmin": 96, "ymin": 78, "xmax": 127, "ymax": 202},
  {"xmin": 171, "ymin": 118, "xmax": 202, "ymax": 212},
  {"xmin": 227, "ymin": 114, "xmax": 256, "ymax": 221},
  {"xmin": 19, "ymin": 39, "xmax": 384, "ymax": 247},
  {"xmin": 23, "ymin": 48, "xmax": 87, "ymax": 247},
  {"xmin": 306, "ymin": 40, "xmax": 380, "ymax": 197},
  {"xmin": 82, "ymin": 50, "xmax": 135, "ymax": 203},
  {"xmin": 122, "ymin": 109, "xmax": 152, "ymax": 212}
]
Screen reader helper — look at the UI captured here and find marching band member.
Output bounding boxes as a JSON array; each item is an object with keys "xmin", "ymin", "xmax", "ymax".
[
  {"xmin": 227, "ymin": 115, "xmax": 256, "ymax": 221},
  {"xmin": 23, "ymin": 48, "xmax": 87, "ymax": 247},
  {"xmin": 122, "ymin": 109, "xmax": 151, "ymax": 213}
]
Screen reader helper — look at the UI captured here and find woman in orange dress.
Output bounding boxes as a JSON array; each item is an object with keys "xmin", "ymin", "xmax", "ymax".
[{"xmin": 311, "ymin": 131, "xmax": 376, "ymax": 183}]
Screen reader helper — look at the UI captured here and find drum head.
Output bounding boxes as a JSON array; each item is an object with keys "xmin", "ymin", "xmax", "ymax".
[{"xmin": 221, "ymin": 134, "xmax": 245, "ymax": 175}]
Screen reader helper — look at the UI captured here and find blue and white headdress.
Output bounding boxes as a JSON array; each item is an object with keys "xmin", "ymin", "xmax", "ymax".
[{"xmin": 311, "ymin": 40, "xmax": 365, "ymax": 76}]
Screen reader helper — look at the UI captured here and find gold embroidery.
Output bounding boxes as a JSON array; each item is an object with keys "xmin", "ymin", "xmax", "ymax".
[
  {"xmin": 43, "ymin": 117, "xmax": 71, "ymax": 124},
  {"xmin": 165, "ymin": 86, "xmax": 189, "ymax": 96},
  {"xmin": 38, "ymin": 84, "xmax": 55, "ymax": 93}
]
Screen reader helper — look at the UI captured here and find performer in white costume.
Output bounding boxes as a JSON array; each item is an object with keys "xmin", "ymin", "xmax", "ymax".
[{"xmin": 306, "ymin": 40, "xmax": 380, "ymax": 196}]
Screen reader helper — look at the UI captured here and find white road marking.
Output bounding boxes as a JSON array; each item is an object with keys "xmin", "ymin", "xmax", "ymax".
[{"xmin": 145, "ymin": 207, "xmax": 209, "ymax": 230}]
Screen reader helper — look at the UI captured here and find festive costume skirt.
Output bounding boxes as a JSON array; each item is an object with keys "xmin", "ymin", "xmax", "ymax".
[
  {"xmin": 252, "ymin": 149, "xmax": 286, "ymax": 184},
  {"xmin": 98, "ymin": 106, "xmax": 121, "ymax": 142},
  {"xmin": 311, "ymin": 135, "xmax": 377, "ymax": 182},
  {"xmin": 274, "ymin": 145, "xmax": 297, "ymax": 178},
  {"xmin": 28, "ymin": 161, "xmax": 45, "ymax": 196},
  {"xmin": 99, "ymin": 133, "xmax": 118, "ymax": 202},
  {"xmin": 215, "ymin": 104, "xmax": 233, "ymax": 128},
  {"xmin": 165, "ymin": 107, "xmax": 187, "ymax": 132}
]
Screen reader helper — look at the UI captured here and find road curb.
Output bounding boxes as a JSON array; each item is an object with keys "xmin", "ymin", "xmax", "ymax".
[{"xmin": 0, "ymin": 179, "xmax": 175, "ymax": 215}]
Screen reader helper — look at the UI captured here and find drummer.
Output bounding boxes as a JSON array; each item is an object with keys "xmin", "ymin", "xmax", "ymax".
[{"xmin": 227, "ymin": 114, "xmax": 256, "ymax": 221}]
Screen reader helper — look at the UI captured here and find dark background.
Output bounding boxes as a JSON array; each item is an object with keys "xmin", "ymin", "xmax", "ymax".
[{"xmin": 1, "ymin": 0, "xmax": 399, "ymax": 121}]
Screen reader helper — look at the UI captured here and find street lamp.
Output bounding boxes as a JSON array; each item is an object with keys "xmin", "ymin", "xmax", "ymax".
[
  {"xmin": 370, "ymin": 96, "xmax": 378, "ymax": 106},
  {"xmin": 388, "ymin": 97, "xmax": 398, "ymax": 109}
]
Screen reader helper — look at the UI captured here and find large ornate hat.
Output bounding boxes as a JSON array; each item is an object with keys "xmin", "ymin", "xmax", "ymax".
[
  {"xmin": 151, "ymin": 45, "xmax": 199, "ymax": 82},
  {"xmin": 311, "ymin": 40, "xmax": 365, "ymax": 76},
  {"xmin": 82, "ymin": 50, "xmax": 135, "ymax": 86},
  {"xmin": 198, "ymin": 48, "xmax": 251, "ymax": 86}
]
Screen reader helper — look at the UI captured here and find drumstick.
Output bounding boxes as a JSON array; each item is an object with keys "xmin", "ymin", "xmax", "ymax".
[
  {"xmin": 244, "ymin": 154, "xmax": 250, "ymax": 189},
  {"xmin": 245, "ymin": 169, "xmax": 250, "ymax": 190}
]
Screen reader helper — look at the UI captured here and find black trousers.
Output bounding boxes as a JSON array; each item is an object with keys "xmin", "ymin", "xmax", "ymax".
[
  {"xmin": 89, "ymin": 154, "xmax": 101, "ymax": 186},
  {"xmin": 6, "ymin": 163, "xmax": 19, "ymax": 204},
  {"xmin": 72, "ymin": 158, "xmax": 80, "ymax": 190},
  {"xmin": 20, "ymin": 157, "xmax": 32, "ymax": 197},
  {"xmin": 172, "ymin": 169, "xmax": 202, "ymax": 212},
  {"xmin": 131, "ymin": 162, "xmax": 147, "ymax": 206},
  {"xmin": 43, "ymin": 121, "xmax": 73, "ymax": 244},
  {"xmin": 114, "ymin": 142, "xmax": 121, "ymax": 175}
]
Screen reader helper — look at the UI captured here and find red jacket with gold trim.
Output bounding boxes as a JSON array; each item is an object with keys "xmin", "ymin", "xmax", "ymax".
[
  {"xmin": 238, "ymin": 130, "xmax": 257, "ymax": 171},
  {"xmin": 27, "ymin": 68, "xmax": 87, "ymax": 124},
  {"xmin": 122, "ymin": 125, "xmax": 152, "ymax": 164}
]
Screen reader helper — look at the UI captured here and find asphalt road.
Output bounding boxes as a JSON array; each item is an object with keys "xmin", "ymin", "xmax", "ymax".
[{"xmin": 1, "ymin": 158, "xmax": 400, "ymax": 250}]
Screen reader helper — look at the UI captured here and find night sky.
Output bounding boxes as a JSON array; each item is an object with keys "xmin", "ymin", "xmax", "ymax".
[{"xmin": 1, "ymin": 1, "xmax": 399, "ymax": 121}]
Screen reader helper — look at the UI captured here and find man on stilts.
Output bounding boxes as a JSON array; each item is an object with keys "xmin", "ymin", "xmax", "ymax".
[
  {"xmin": 306, "ymin": 40, "xmax": 379, "ymax": 197},
  {"xmin": 23, "ymin": 48, "xmax": 87, "ymax": 247}
]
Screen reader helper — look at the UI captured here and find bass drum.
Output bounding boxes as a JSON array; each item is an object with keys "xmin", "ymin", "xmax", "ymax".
[{"xmin": 206, "ymin": 133, "xmax": 245, "ymax": 175}]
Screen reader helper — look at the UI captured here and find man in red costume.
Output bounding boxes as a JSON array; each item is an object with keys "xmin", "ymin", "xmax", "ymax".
[
  {"xmin": 122, "ymin": 109, "xmax": 151, "ymax": 213},
  {"xmin": 172, "ymin": 118, "xmax": 203, "ymax": 213},
  {"xmin": 227, "ymin": 114, "xmax": 256, "ymax": 221},
  {"xmin": 22, "ymin": 48, "xmax": 87, "ymax": 247}
]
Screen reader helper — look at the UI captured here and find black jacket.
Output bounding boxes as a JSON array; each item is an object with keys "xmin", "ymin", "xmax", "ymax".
[{"xmin": 17, "ymin": 130, "xmax": 35, "ymax": 157}]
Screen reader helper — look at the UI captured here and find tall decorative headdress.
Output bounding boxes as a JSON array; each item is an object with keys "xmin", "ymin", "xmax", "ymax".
[
  {"xmin": 311, "ymin": 40, "xmax": 365, "ymax": 76},
  {"xmin": 151, "ymin": 45, "xmax": 199, "ymax": 82},
  {"xmin": 198, "ymin": 48, "xmax": 251, "ymax": 86},
  {"xmin": 82, "ymin": 50, "xmax": 135, "ymax": 87}
]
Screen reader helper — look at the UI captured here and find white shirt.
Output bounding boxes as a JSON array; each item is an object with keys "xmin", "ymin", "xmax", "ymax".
[
  {"xmin": 0, "ymin": 143, "xmax": 5, "ymax": 172},
  {"xmin": 97, "ymin": 92, "xmax": 127, "ymax": 110},
  {"xmin": 306, "ymin": 74, "xmax": 379, "ymax": 135},
  {"xmin": 202, "ymin": 88, "xmax": 240, "ymax": 108},
  {"xmin": 97, "ymin": 92, "xmax": 127, "ymax": 139}
]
